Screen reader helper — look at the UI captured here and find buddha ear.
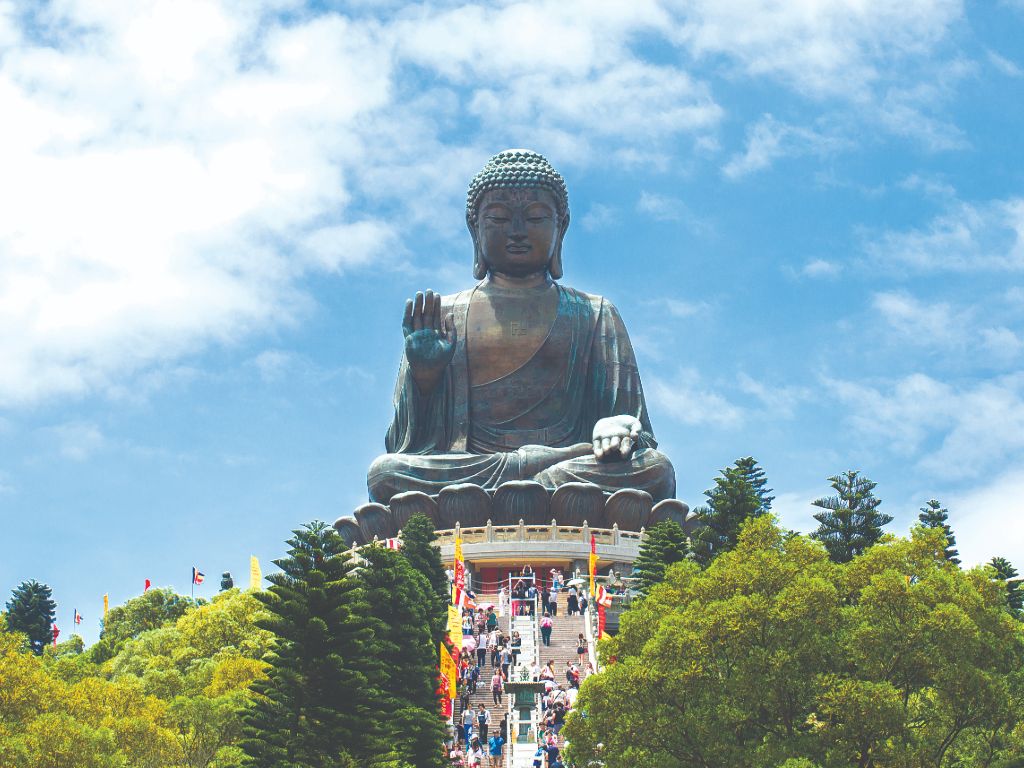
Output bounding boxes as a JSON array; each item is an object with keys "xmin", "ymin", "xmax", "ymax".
[
  {"xmin": 470, "ymin": 221, "xmax": 487, "ymax": 280},
  {"xmin": 548, "ymin": 213, "xmax": 570, "ymax": 280}
]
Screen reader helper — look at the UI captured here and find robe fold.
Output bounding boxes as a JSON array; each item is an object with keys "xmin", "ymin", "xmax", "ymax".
[{"xmin": 368, "ymin": 283, "xmax": 675, "ymax": 502}]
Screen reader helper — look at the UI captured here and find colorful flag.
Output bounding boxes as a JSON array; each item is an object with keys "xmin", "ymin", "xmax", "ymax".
[
  {"xmin": 192, "ymin": 567, "xmax": 205, "ymax": 585},
  {"xmin": 52, "ymin": 624, "xmax": 60, "ymax": 647},
  {"xmin": 589, "ymin": 534, "xmax": 598, "ymax": 596},
  {"xmin": 144, "ymin": 579, "xmax": 151, "ymax": 592},
  {"xmin": 73, "ymin": 609, "xmax": 82, "ymax": 626},
  {"xmin": 447, "ymin": 604, "xmax": 462, "ymax": 651},
  {"xmin": 439, "ymin": 642, "xmax": 457, "ymax": 699},
  {"xmin": 249, "ymin": 556, "xmax": 262, "ymax": 591},
  {"xmin": 384, "ymin": 537, "xmax": 402, "ymax": 550},
  {"xmin": 595, "ymin": 584, "xmax": 613, "ymax": 608},
  {"xmin": 597, "ymin": 604, "xmax": 607, "ymax": 639},
  {"xmin": 453, "ymin": 537, "xmax": 465, "ymax": 595},
  {"xmin": 453, "ymin": 586, "xmax": 476, "ymax": 611},
  {"xmin": 103, "ymin": 594, "xmax": 109, "ymax": 620}
]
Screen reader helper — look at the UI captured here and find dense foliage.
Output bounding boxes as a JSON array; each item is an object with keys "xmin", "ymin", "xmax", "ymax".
[
  {"xmin": 810, "ymin": 471, "xmax": 893, "ymax": 564},
  {"xmin": 632, "ymin": 520, "xmax": 689, "ymax": 595},
  {"xmin": 691, "ymin": 457, "xmax": 774, "ymax": 566},
  {"xmin": 4, "ymin": 580, "xmax": 57, "ymax": 655},
  {"xmin": 918, "ymin": 500, "xmax": 960, "ymax": 566},
  {"xmin": 564, "ymin": 517, "xmax": 1024, "ymax": 768}
]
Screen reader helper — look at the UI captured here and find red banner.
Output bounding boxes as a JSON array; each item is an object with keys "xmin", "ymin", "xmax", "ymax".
[{"xmin": 597, "ymin": 604, "xmax": 606, "ymax": 639}]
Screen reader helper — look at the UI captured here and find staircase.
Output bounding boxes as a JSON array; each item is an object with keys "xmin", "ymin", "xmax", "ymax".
[
  {"xmin": 453, "ymin": 595, "xmax": 510, "ymax": 751},
  {"xmin": 538, "ymin": 594, "xmax": 587, "ymax": 752}
]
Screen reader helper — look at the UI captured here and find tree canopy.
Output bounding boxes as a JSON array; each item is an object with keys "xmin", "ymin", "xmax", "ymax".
[
  {"xmin": 810, "ymin": 470, "xmax": 892, "ymax": 564},
  {"xmin": 691, "ymin": 456, "xmax": 774, "ymax": 566},
  {"xmin": 5, "ymin": 580, "xmax": 57, "ymax": 655},
  {"xmin": 632, "ymin": 520, "xmax": 689, "ymax": 595},
  {"xmin": 564, "ymin": 517, "xmax": 1024, "ymax": 768},
  {"xmin": 918, "ymin": 499, "xmax": 960, "ymax": 566}
]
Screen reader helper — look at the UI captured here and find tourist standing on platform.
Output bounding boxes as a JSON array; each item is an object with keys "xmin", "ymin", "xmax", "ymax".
[
  {"xmin": 540, "ymin": 613, "xmax": 553, "ymax": 646},
  {"xmin": 579, "ymin": 591, "xmax": 588, "ymax": 615},
  {"xmin": 526, "ymin": 581, "xmax": 537, "ymax": 616},
  {"xmin": 510, "ymin": 631, "xmax": 522, "ymax": 667},
  {"xmin": 462, "ymin": 708, "xmax": 474, "ymax": 749},
  {"xmin": 490, "ymin": 669, "xmax": 503, "ymax": 705},
  {"xmin": 475, "ymin": 607, "xmax": 486, "ymax": 636},
  {"xmin": 486, "ymin": 606, "xmax": 498, "ymax": 632},
  {"xmin": 488, "ymin": 629, "xmax": 499, "ymax": 667},
  {"xmin": 576, "ymin": 633, "xmax": 586, "ymax": 663},
  {"xmin": 476, "ymin": 636, "xmax": 487, "ymax": 667},
  {"xmin": 547, "ymin": 586, "xmax": 558, "ymax": 616}
]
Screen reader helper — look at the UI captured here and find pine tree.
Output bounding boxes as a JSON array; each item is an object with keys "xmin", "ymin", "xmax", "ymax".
[
  {"xmin": 399, "ymin": 512, "xmax": 449, "ymax": 647},
  {"xmin": 988, "ymin": 556, "xmax": 1023, "ymax": 615},
  {"xmin": 633, "ymin": 521, "xmax": 689, "ymax": 595},
  {"xmin": 241, "ymin": 521, "xmax": 371, "ymax": 767},
  {"xmin": 358, "ymin": 546, "xmax": 446, "ymax": 768},
  {"xmin": 691, "ymin": 457, "xmax": 774, "ymax": 567},
  {"xmin": 810, "ymin": 471, "xmax": 892, "ymax": 564},
  {"xmin": 5, "ymin": 580, "xmax": 56, "ymax": 654},
  {"xmin": 917, "ymin": 499, "xmax": 960, "ymax": 565}
]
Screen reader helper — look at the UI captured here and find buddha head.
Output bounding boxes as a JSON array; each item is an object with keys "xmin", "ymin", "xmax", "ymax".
[{"xmin": 466, "ymin": 149, "xmax": 570, "ymax": 281}]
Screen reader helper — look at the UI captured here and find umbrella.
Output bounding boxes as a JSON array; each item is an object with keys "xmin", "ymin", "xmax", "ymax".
[{"xmin": 566, "ymin": 578, "xmax": 585, "ymax": 587}]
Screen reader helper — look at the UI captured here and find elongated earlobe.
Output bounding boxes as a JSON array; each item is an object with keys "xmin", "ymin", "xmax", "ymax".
[
  {"xmin": 548, "ymin": 244, "xmax": 563, "ymax": 280},
  {"xmin": 473, "ymin": 247, "xmax": 487, "ymax": 280}
]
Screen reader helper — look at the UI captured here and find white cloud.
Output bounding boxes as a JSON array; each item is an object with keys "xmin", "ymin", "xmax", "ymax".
[
  {"xmin": 737, "ymin": 373, "xmax": 811, "ymax": 419},
  {"xmin": 800, "ymin": 259, "xmax": 842, "ymax": 278},
  {"xmin": 723, "ymin": 114, "xmax": 846, "ymax": 178},
  {"xmin": 872, "ymin": 291, "xmax": 968, "ymax": 347},
  {"xmin": 866, "ymin": 197, "xmax": 1024, "ymax": 272},
  {"xmin": 825, "ymin": 372, "xmax": 1024, "ymax": 480},
  {"xmin": 47, "ymin": 420, "xmax": 106, "ymax": 461},
  {"xmin": 580, "ymin": 204, "xmax": 619, "ymax": 232},
  {"xmin": 648, "ymin": 368, "xmax": 744, "ymax": 429},
  {"xmin": 981, "ymin": 327, "xmax": 1023, "ymax": 361},
  {"xmin": 948, "ymin": 468, "xmax": 1024, "ymax": 568},
  {"xmin": 773, "ymin": 490, "xmax": 822, "ymax": 535},
  {"xmin": 987, "ymin": 49, "xmax": 1023, "ymax": 78},
  {"xmin": 635, "ymin": 193, "xmax": 711, "ymax": 234}
]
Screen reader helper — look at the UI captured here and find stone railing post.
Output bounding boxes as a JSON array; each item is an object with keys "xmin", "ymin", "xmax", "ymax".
[
  {"xmin": 612, "ymin": 523, "xmax": 620, "ymax": 545},
  {"xmin": 486, "ymin": 519, "xmax": 494, "ymax": 543},
  {"xmin": 517, "ymin": 519, "xmax": 526, "ymax": 542},
  {"xmin": 454, "ymin": 521, "xmax": 461, "ymax": 541},
  {"xmin": 581, "ymin": 520, "xmax": 590, "ymax": 543},
  {"xmin": 549, "ymin": 519, "xmax": 558, "ymax": 541}
]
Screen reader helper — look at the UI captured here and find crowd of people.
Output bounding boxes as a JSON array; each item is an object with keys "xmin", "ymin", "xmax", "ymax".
[{"xmin": 446, "ymin": 565, "xmax": 595, "ymax": 767}]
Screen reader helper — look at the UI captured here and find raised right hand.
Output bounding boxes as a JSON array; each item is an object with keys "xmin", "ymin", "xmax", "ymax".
[{"xmin": 403, "ymin": 290, "xmax": 457, "ymax": 390}]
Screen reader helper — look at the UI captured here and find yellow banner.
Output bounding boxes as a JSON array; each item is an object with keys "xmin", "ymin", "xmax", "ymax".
[
  {"xmin": 103, "ymin": 594, "xmax": 109, "ymax": 620},
  {"xmin": 249, "ymin": 556, "xmax": 262, "ymax": 591},
  {"xmin": 439, "ymin": 642, "xmax": 457, "ymax": 697},
  {"xmin": 448, "ymin": 605, "xmax": 462, "ymax": 651},
  {"xmin": 589, "ymin": 552, "xmax": 598, "ymax": 596}
]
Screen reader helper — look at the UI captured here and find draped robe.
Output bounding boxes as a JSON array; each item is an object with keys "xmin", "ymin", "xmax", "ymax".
[{"xmin": 367, "ymin": 283, "xmax": 675, "ymax": 503}]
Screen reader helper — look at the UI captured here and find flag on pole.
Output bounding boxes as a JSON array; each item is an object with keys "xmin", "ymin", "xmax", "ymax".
[
  {"xmin": 447, "ymin": 605, "xmax": 462, "ymax": 651},
  {"xmin": 384, "ymin": 537, "xmax": 402, "ymax": 550},
  {"xmin": 453, "ymin": 586, "xmax": 476, "ymax": 611},
  {"xmin": 192, "ymin": 567, "xmax": 205, "ymax": 585},
  {"xmin": 73, "ymin": 609, "xmax": 82, "ymax": 626},
  {"xmin": 597, "ymin": 604, "xmax": 607, "ymax": 639},
  {"xmin": 103, "ymin": 594, "xmax": 109, "ymax": 620},
  {"xmin": 439, "ymin": 642, "xmax": 457, "ymax": 699},
  {"xmin": 453, "ymin": 537, "xmax": 465, "ymax": 596},
  {"xmin": 249, "ymin": 556, "xmax": 262, "ymax": 591},
  {"xmin": 52, "ymin": 624, "xmax": 60, "ymax": 647},
  {"xmin": 144, "ymin": 579, "xmax": 151, "ymax": 592},
  {"xmin": 595, "ymin": 584, "xmax": 613, "ymax": 607},
  {"xmin": 589, "ymin": 534, "xmax": 598, "ymax": 596}
]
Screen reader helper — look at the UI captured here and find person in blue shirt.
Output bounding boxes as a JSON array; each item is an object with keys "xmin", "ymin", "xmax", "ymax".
[{"xmin": 487, "ymin": 734, "xmax": 505, "ymax": 768}]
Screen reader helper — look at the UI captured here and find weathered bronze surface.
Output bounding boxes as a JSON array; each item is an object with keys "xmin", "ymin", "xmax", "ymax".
[{"xmin": 366, "ymin": 149, "xmax": 676, "ymax": 505}]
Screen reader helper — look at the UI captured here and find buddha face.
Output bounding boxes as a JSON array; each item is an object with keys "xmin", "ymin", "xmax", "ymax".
[{"xmin": 474, "ymin": 187, "xmax": 563, "ymax": 278}]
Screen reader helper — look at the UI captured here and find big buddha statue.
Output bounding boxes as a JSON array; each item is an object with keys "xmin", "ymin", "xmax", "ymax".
[{"xmin": 367, "ymin": 149, "xmax": 676, "ymax": 506}]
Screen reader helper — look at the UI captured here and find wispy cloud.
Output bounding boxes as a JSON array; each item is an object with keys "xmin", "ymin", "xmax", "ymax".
[
  {"xmin": 723, "ymin": 114, "xmax": 847, "ymax": 178},
  {"xmin": 865, "ymin": 196, "xmax": 1024, "ymax": 272},
  {"xmin": 580, "ymin": 203, "xmax": 619, "ymax": 232},
  {"xmin": 648, "ymin": 368, "xmax": 744, "ymax": 429},
  {"xmin": 799, "ymin": 259, "xmax": 842, "ymax": 279},
  {"xmin": 986, "ymin": 49, "xmax": 1023, "ymax": 77},
  {"xmin": 46, "ymin": 421, "xmax": 106, "ymax": 461}
]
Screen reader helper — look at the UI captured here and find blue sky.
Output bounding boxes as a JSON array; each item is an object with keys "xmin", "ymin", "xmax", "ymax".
[{"xmin": 1, "ymin": 0, "xmax": 1023, "ymax": 643}]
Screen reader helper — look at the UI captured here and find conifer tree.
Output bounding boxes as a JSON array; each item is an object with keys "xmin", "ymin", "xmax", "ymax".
[
  {"xmin": 241, "ymin": 521, "xmax": 371, "ymax": 767},
  {"xmin": 810, "ymin": 471, "xmax": 892, "ymax": 563},
  {"xmin": 691, "ymin": 457, "xmax": 774, "ymax": 566},
  {"xmin": 917, "ymin": 499, "xmax": 960, "ymax": 565},
  {"xmin": 5, "ymin": 580, "xmax": 56, "ymax": 654},
  {"xmin": 988, "ymin": 556, "xmax": 1023, "ymax": 615},
  {"xmin": 399, "ymin": 512, "xmax": 449, "ymax": 647},
  {"xmin": 359, "ymin": 546, "xmax": 446, "ymax": 768},
  {"xmin": 633, "ymin": 521, "xmax": 689, "ymax": 595}
]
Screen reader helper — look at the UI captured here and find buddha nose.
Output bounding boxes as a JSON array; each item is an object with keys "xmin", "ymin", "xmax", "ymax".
[{"xmin": 510, "ymin": 212, "xmax": 527, "ymax": 239}]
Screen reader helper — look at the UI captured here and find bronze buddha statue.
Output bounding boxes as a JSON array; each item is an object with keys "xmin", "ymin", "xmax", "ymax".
[{"xmin": 367, "ymin": 149, "xmax": 675, "ymax": 504}]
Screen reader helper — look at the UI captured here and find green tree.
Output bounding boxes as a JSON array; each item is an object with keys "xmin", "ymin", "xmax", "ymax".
[
  {"xmin": 632, "ymin": 520, "xmax": 689, "ymax": 595},
  {"xmin": 101, "ymin": 587, "xmax": 203, "ymax": 648},
  {"xmin": 918, "ymin": 498, "xmax": 960, "ymax": 565},
  {"xmin": 810, "ymin": 470, "xmax": 892, "ymax": 564},
  {"xmin": 240, "ymin": 521, "xmax": 370, "ymax": 768},
  {"xmin": 691, "ymin": 456, "xmax": 773, "ymax": 566},
  {"xmin": 358, "ymin": 546, "xmax": 446, "ymax": 768},
  {"xmin": 989, "ymin": 556, "xmax": 1024, "ymax": 615},
  {"xmin": 5, "ymin": 580, "xmax": 57, "ymax": 654},
  {"xmin": 562, "ymin": 518, "xmax": 1024, "ymax": 768},
  {"xmin": 399, "ymin": 512, "xmax": 449, "ymax": 647}
]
